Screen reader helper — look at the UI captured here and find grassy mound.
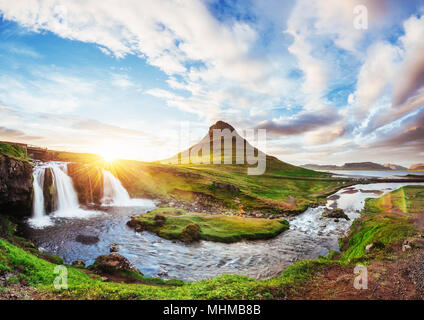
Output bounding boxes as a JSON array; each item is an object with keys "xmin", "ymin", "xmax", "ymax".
[
  {"xmin": 0, "ymin": 142, "xmax": 27, "ymax": 160},
  {"xmin": 130, "ymin": 208, "xmax": 290, "ymax": 243}
]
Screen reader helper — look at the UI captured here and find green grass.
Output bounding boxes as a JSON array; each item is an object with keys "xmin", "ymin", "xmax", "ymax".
[
  {"xmin": 339, "ymin": 185, "xmax": 424, "ymax": 262},
  {"xmin": 133, "ymin": 208, "xmax": 289, "ymax": 243},
  {"xmin": 0, "ymin": 142, "xmax": 28, "ymax": 160},
  {"xmin": 1, "ymin": 186, "xmax": 423, "ymax": 299}
]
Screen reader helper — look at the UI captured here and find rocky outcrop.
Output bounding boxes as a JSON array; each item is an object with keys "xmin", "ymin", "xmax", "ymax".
[
  {"xmin": 42, "ymin": 167, "xmax": 54, "ymax": 214},
  {"xmin": 92, "ymin": 253, "xmax": 143, "ymax": 275},
  {"xmin": 322, "ymin": 208, "xmax": 350, "ymax": 220},
  {"xmin": 410, "ymin": 163, "xmax": 424, "ymax": 171},
  {"xmin": 67, "ymin": 163, "xmax": 103, "ymax": 205},
  {"xmin": 0, "ymin": 155, "xmax": 33, "ymax": 217}
]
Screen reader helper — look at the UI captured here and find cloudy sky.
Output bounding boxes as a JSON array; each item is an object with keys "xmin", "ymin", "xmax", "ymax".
[{"xmin": 0, "ymin": 0, "xmax": 423, "ymax": 166}]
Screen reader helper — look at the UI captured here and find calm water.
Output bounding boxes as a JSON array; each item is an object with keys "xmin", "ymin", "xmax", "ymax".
[
  {"xmin": 24, "ymin": 182, "xmax": 424, "ymax": 281},
  {"xmin": 325, "ymin": 170, "xmax": 424, "ymax": 179}
]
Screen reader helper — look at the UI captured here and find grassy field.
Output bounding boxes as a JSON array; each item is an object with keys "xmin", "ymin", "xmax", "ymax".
[
  {"xmin": 49, "ymin": 150, "xmax": 351, "ymax": 214},
  {"xmin": 131, "ymin": 207, "xmax": 289, "ymax": 243},
  {"xmin": 1, "ymin": 185, "xmax": 423, "ymax": 299}
]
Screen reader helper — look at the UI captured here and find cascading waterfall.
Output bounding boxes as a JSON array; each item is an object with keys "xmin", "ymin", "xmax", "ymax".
[
  {"xmin": 29, "ymin": 162, "xmax": 100, "ymax": 228},
  {"xmin": 102, "ymin": 169, "xmax": 153, "ymax": 207},
  {"xmin": 29, "ymin": 165, "xmax": 53, "ymax": 228},
  {"xmin": 49, "ymin": 164, "xmax": 80, "ymax": 213},
  {"xmin": 102, "ymin": 170, "xmax": 131, "ymax": 206}
]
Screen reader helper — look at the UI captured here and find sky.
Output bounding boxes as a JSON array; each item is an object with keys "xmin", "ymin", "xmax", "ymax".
[{"xmin": 0, "ymin": 0, "xmax": 423, "ymax": 167}]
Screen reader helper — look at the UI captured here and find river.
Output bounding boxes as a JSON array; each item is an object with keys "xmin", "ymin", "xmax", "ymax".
[{"xmin": 24, "ymin": 180, "xmax": 424, "ymax": 282}]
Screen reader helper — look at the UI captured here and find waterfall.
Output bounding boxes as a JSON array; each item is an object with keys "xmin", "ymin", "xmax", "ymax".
[
  {"xmin": 102, "ymin": 169, "xmax": 131, "ymax": 206},
  {"xmin": 50, "ymin": 163, "xmax": 80, "ymax": 213},
  {"xmin": 29, "ymin": 166, "xmax": 53, "ymax": 228},
  {"xmin": 102, "ymin": 169, "xmax": 154, "ymax": 207},
  {"xmin": 29, "ymin": 162, "xmax": 100, "ymax": 228}
]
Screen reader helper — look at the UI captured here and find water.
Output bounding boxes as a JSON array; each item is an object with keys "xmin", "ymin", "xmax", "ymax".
[
  {"xmin": 29, "ymin": 162, "xmax": 101, "ymax": 228},
  {"xmin": 324, "ymin": 170, "xmax": 424, "ymax": 179},
  {"xmin": 25, "ymin": 182, "xmax": 424, "ymax": 282},
  {"xmin": 29, "ymin": 165, "xmax": 53, "ymax": 228},
  {"xmin": 102, "ymin": 169, "xmax": 154, "ymax": 207}
]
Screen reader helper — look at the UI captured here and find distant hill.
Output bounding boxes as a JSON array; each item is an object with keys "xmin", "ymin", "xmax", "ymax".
[
  {"xmin": 342, "ymin": 162, "xmax": 388, "ymax": 170},
  {"xmin": 302, "ymin": 164, "xmax": 339, "ymax": 170},
  {"xmin": 302, "ymin": 162, "xmax": 403, "ymax": 171},
  {"xmin": 410, "ymin": 163, "xmax": 424, "ymax": 171},
  {"xmin": 383, "ymin": 163, "xmax": 407, "ymax": 170}
]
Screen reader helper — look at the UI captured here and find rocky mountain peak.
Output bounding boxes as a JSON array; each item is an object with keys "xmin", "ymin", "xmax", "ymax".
[{"xmin": 208, "ymin": 121, "xmax": 235, "ymax": 134}]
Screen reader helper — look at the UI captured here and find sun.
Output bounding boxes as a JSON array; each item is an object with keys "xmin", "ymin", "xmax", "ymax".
[{"xmin": 98, "ymin": 150, "xmax": 118, "ymax": 162}]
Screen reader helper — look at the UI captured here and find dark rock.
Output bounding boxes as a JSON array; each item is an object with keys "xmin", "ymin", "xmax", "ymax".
[
  {"xmin": 126, "ymin": 218, "xmax": 147, "ymax": 232},
  {"xmin": 43, "ymin": 167, "xmax": 54, "ymax": 214},
  {"xmin": 179, "ymin": 223, "xmax": 201, "ymax": 243},
  {"xmin": 212, "ymin": 181, "xmax": 240, "ymax": 193},
  {"xmin": 110, "ymin": 243, "xmax": 120, "ymax": 252},
  {"xmin": 322, "ymin": 208, "xmax": 350, "ymax": 220},
  {"xmin": 0, "ymin": 154, "xmax": 33, "ymax": 217},
  {"xmin": 75, "ymin": 234, "xmax": 99, "ymax": 245},
  {"xmin": 154, "ymin": 214, "xmax": 166, "ymax": 227},
  {"xmin": 93, "ymin": 253, "xmax": 143, "ymax": 275},
  {"xmin": 72, "ymin": 260, "xmax": 85, "ymax": 267}
]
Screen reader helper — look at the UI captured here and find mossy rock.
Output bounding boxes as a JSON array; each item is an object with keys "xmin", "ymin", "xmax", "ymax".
[{"xmin": 179, "ymin": 223, "xmax": 201, "ymax": 243}]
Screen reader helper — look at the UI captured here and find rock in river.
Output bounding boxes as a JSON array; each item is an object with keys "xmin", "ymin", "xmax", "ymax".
[
  {"xmin": 322, "ymin": 208, "xmax": 350, "ymax": 220},
  {"xmin": 93, "ymin": 253, "xmax": 143, "ymax": 275},
  {"xmin": 75, "ymin": 234, "xmax": 100, "ymax": 245}
]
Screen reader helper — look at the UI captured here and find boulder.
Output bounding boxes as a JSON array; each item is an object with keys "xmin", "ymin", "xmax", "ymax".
[
  {"xmin": 72, "ymin": 260, "xmax": 85, "ymax": 267},
  {"xmin": 179, "ymin": 223, "xmax": 201, "ymax": 243},
  {"xmin": 126, "ymin": 217, "xmax": 147, "ymax": 232},
  {"xmin": 322, "ymin": 208, "xmax": 350, "ymax": 220},
  {"xmin": 110, "ymin": 243, "xmax": 120, "ymax": 252},
  {"xmin": 93, "ymin": 253, "xmax": 143, "ymax": 275}
]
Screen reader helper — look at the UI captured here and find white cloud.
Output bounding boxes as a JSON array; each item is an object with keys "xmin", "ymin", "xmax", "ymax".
[{"xmin": 354, "ymin": 41, "xmax": 399, "ymax": 117}]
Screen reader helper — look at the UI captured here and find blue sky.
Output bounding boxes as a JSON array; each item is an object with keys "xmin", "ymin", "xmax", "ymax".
[{"xmin": 0, "ymin": 0, "xmax": 423, "ymax": 166}]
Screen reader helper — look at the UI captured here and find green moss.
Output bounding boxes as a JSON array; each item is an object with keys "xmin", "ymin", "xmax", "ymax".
[
  {"xmin": 0, "ymin": 142, "xmax": 28, "ymax": 160},
  {"xmin": 133, "ymin": 208, "xmax": 289, "ymax": 243}
]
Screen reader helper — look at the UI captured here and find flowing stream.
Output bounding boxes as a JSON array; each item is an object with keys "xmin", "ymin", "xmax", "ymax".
[{"xmin": 25, "ymin": 165, "xmax": 424, "ymax": 281}]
